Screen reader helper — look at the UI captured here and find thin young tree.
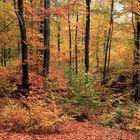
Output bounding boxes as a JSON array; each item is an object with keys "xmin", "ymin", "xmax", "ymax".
[
  {"xmin": 67, "ymin": 4, "xmax": 72, "ymax": 83},
  {"xmin": 43, "ymin": 0, "xmax": 50, "ymax": 77},
  {"xmin": 56, "ymin": 0, "xmax": 61, "ymax": 53},
  {"xmin": 102, "ymin": 0, "xmax": 114, "ymax": 84},
  {"xmin": 85, "ymin": 0, "xmax": 91, "ymax": 80},
  {"xmin": 3, "ymin": 0, "xmax": 6, "ymax": 67},
  {"xmin": 68, "ymin": 11, "xmax": 72, "ymax": 69},
  {"xmin": 57, "ymin": 20, "xmax": 61, "ymax": 53},
  {"xmin": 132, "ymin": 3, "xmax": 140, "ymax": 101},
  {"xmin": 75, "ymin": 12, "xmax": 79, "ymax": 74},
  {"xmin": 96, "ymin": 31, "xmax": 99, "ymax": 72}
]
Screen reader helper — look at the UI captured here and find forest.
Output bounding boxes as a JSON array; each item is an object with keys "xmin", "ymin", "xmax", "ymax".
[{"xmin": 0, "ymin": 0, "xmax": 140, "ymax": 139}]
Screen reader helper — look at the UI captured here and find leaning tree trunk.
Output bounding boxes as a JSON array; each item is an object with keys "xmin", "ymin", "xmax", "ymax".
[
  {"xmin": 85, "ymin": 0, "xmax": 91, "ymax": 81},
  {"xmin": 107, "ymin": 26, "xmax": 113, "ymax": 74},
  {"xmin": 13, "ymin": 0, "xmax": 30, "ymax": 93},
  {"xmin": 43, "ymin": 0, "xmax": 50, "ymax": 77}
]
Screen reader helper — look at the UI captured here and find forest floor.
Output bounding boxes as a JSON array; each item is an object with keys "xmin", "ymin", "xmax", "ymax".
[
  {"xmin": 0, "ymin": 120, "xmax": 138, "ymax": 140},
  {"xmin": 0, "ymin": 65, "xmax": 139, "ymax": 140}
]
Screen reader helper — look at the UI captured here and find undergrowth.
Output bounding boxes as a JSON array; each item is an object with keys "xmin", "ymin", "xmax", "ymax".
[
  {"xmin": 0, "ymin": 97, "xmax": 68, "ymax": 133},
  {"xmin": 101, "ymin": 103, "xmax": 140, "ymax": 133}
]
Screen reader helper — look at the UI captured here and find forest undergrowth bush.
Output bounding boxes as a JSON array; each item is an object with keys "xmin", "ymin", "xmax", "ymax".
[
  {"xmin": 62, "ymin": 68, "xmax": 140, "ymax": 132},
  {"xmin": 101, "ymin": 103, "xmax": 140, "ymax": 133},
  {"xmin": 60, "ymin": 68, "xmax": 103, "ymax": 120},
  {"xmin": 0, "ymin": 97, "xmax": 68, "ymax": 133},
  {"xmin": 95, "ymin": 71, "xmax": 140, "ymax": 132}
]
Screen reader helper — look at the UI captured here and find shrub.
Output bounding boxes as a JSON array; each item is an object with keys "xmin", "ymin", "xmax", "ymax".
[
  {"xmin": 114, "ymin": 110, "xmax": 123, "ymax": 123},
  {"xmin": 102, "ymin": 103, "xmax": 140, "ymax": 131},
  {"xmin": 103, "ymin": 119, "xmax": 116, "ymax": 128},
  {"xmin": 0, "ymin": 99, "xmax": 29, "ymax": 131},
  {"xmin": 0, "ymin": 98, "xmax": 68, "ymax": 133},
  {"xmin": 61, "ymin": 71, "xmax": 102, "ymax": 119},
  {"xmin": 28, "ymin": 98, "xmax": 67, "ymax": 133}
]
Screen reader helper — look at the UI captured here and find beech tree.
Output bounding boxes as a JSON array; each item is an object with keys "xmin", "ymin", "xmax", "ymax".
[
  {"xmin": 43, "ymin": 0, "xmax": 50, "ymax": 77},
  {"xmin": 85, "ymin": 0, "xmax": 91, "ymax": 80},
  {"xmin": 75, "ymin": 12, "xmax": 79, "ymax": 74},
  {"xmin": 68, "ymin": 12, "xmax": 72, "ymax": 70},
  {"xmin": 13, "ymin": 0, "xmax": 30, "ymax": 93},
  {"xmin": 132, "ymin": 0, "xmax": 140, "ymax": 101},
  {"xmin": 57, "ymin": 0, "xmax": 61, "ymax": 53},
  {"xmin": 1, "ymin": 0, "xmax": 6, "ymax": 67},
  {"xmin": 102, "ymin": 0, "xmax": 114, "ymax": 84}
]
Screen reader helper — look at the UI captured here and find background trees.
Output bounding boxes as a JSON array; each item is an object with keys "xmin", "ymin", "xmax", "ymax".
[
  {"xmin": 0, "ymin": 0, "xmax": 140, "ymax": 136},
  {"xmin": 0, "ymin": 0, "xmax": 136, "ymax": 101}
]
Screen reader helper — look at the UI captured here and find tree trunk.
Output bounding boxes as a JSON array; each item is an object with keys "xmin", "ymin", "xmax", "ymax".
[
  {"xmin": 102, "ymin": 0, "xmax": 114, "ymax": 84},
  {"xmin": 68, "ymin": 11, "xmax": 72, "ymax": 82},
  {"xmin": 68, "ymin": 12, "xmax": 72, "ymax": 68},
  {"xmin": 85, "ymin": 0, "xmax": 91, "ymax": 81},
  {"xmin": 8, "ymin": 48, "xmax": 11, "ymax": 64},
  {"xmin": 107, "ymin": 27, "xmax": 113, "ymax": 74},
  {"xmin": 58, "ymin": 21, "xmax": 61, "ymax": 52},
  {"xmin": 56, "ymin": 0, "xmax": 61, "ymax": 56},
  {"xmin": 96, "ymin": 32, "xmax": 99, "ymax": 72},
  {"xmin": 75, "ymin": 12, "xmax": 79, "ymax": 74},
  {"xmin": 1, "ymin": 48, "xmax": 4, "ymax": 66},
  {"xmin": 3, "ymin": 0, "xmax": 6, "ymax": 67},
  {"xmin": 3, "ymin": 47, "xmax": 6, "ymax": 67},
  {"xmin": 43, "ymin": 0, "xmax": 50, "ymax": 77},
  {"xmin": 14, "ymin": 0, "xmax": 30, "ymax": 93},
  {"xmin": 132, "ymin": 13, "xmax": 140, "ymax": 101}
]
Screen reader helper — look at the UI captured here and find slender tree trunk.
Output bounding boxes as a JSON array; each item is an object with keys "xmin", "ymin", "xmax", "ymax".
[
  {"xmin": 103, "ymin": 31, "xmax": 107, "ymax": 53},
  {"xmin": 68, "ymin": 11, "xmax": 72, "ymax": 82},
  {"xmin": 8, "ymin": 48, "xmax": 11, "ymax": 64},
  {"xmin": 58, "ymin": 21, "xmax": 61, "ymax": 52},
  {"xmin": 85, "ymin": 0, "xmax": 91, "ymax": 80},
  {"xmin": 96, "ymin": 33, "xmax": 99, "ymax": 72},
  {"xmin": 102, "ymin": 0, "xmax": 114, "ymax": 84},
  {"xmin": 82, "ymin": 17, "xmax": 85, "ymax": 46},
  {"xmin": 56, "ymin": 0, "xmax": 61, "ymax": 57},
  {"xmin": 1, "ymin": 48, "xmax": 4, "ymax": 66},
  {"xmin": 13, "ymin": 0, "xmax": 30, "ymax": 92},
  {"xmin": 75, "ymin": 12, "xmax": 79, "ymax": 74},
  {"xmin": 0, "ymin": 46, "xmax": 2, "ymax": 66},
  {"xmin": 3, "ymin": 47, "xmax": 6, "ymax": 67},
  {"xmin": 132, "ymin": 13, "xmax": 140, "ymax": 101},
  {"xmin": 68, "ymin": 12, "xmax": 72, "ymax": 68},
  {"xmin": 43, "ymin": 0, "xmax": 50, "ymax": 77},
  {"xmin": 3, "ymin": 0, "xmax": 6, "ymax": 67},
  {"xmin": 72, "ymin": 50, "xmax": 75, "ymax": 69},
  {"xmin": 107, "ymin": 26, "xmax": 113, "ymax": 73}
]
